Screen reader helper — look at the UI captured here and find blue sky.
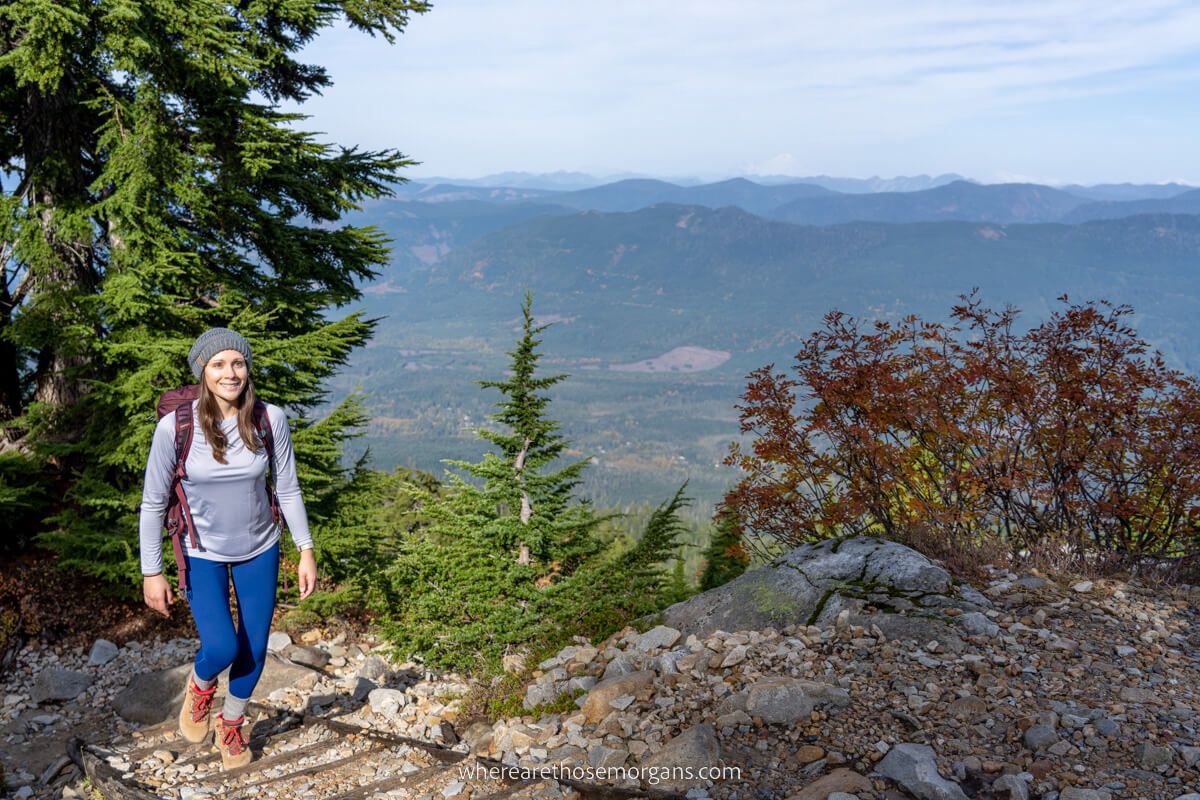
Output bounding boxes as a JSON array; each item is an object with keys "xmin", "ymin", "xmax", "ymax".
[{"xmin": 282, "ymin": 0, "xmax": 1200, "ymax": 185}]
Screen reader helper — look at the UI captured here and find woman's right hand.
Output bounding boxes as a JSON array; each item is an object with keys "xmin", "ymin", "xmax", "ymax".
[{"xmin": 143, "ymin": 574, "xmax": 174, "ymax": 617}]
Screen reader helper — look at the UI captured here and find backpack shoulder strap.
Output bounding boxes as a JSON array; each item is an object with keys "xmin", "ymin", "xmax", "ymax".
[
  {"xmin": 252, "ymin": 400, "xmax": 275, "ymax": 465},
  {"xmin": 174, "ymin": 400, "xmax": 195, "ymax": 480},
  {"xmin": 252, "ymin": 400, "xmax": 283, "ymax": 526}
]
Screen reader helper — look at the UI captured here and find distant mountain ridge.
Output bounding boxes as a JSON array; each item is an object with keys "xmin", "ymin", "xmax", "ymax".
[
  {"xmin": 387, "ymin": 177, "xmax": 1197, "ymax": 227},
  {"xmin": 372, "ymin": 204, "xmax": 1200, "ymax": 371},
  {"xmin": 753, "ymin": 173, "xmax": 968, "ymax": 193},
  {"xmin": 1057, "ymin": 183, "xmax": 1196, "ymax": 202},
  {"xmin": 771, "ymin": 181, "xmax": 1089, "ymax": 225},
  {"xmin": 550, "ymin": 178, "xmax": 835, "ymax": 215},
  {"xmin": 1063, "ymin": 189, "xmax": 1200, "ymax": 223}
]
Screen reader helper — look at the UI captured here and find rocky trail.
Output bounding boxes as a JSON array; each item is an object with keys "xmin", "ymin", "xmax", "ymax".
[{"xmin": 4, "ymin": 537, "xmax": 1200, "ymax": 800}]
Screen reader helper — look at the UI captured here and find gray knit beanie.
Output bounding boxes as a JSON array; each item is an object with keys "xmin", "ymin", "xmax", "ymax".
[{"xmin": 188, "ymin": 327, "xmax": 253, "ymax": 379}]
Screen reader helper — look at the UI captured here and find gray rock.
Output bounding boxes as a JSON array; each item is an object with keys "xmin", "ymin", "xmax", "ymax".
[
  {"xmin": 523, "ymin": 682, "xmax": 559, "ymax": 710},
  {"xmin": 956, "ymin": 612, "xmax": 1000, "ymax": 637},
  {"xmin": 241, "ymin": 655, "xmax": 313, "ymax": 698},
  {"xmin": 642, "ymin": 724, "xmax": 719, "ymax": 791},
  {"xmin": 876, "ymin": 743, "xmax": 969, "ymax": 800},
  {"xmin": 657, "ymin": 648, "xmax": 691, "ymax": 674},
  {"xmin": 114, "ymin": 663, "xmax": 192, "ymax": 723},
  {"xmin": 634, "ymin": 625, "xmax": 681, "ymax": 652},
  {"xmin": 1094, "ymin": 718, "xmax": 1120, "ymax": 737},
  {"xmin": 1059, "ymin": 789, "xmax": 1111, "ymax": 800},
  {"xmin": 1172, "ymin": 795, "xmax": 1200, "ymax": 800},
  {"xmin": 284, "ymin": 644, "xmax": 330, "ymax": 669},
  {"xmin": 357, "ymin": 654, "xmax": 390, "ymax": 681},
  {"xmin": 587, "ymin": 743, "xmax": 628, "ymax": 768},
  {"xmin": 1119, "ymin": 686, "xmax": 1158, "ymax": 704},
  {"xmin": 567, "ymin": 675, "xmax": 596, "ymax": 693},
  {"xmin": 658, "ymin": 536, "xmax": 987, "ymax": 638},
  {"xmin": 992, "ymin": 774, "xmax": 1031, "ymax": 800},
  {"xmin": 743, "ymin": 677, "xmax": 849, "ymax": 725},
  {"xmin": 601, "ymin": 653, "xmax": 640, "ymax": 680},
  {"xmin": 31, "ymin": 668, "xmax": 93, "ymax": 704},
  {"xmin": 267, "ymin": 631, "xmax": 292, "ymax": 653},
  {"xmin": 1134, "ymin": 742, "xmax": 1173, "ymax": 769},
  {"xmin": 1023, "ymin": 724, "xmax": 1058, "ymax": 751},
  {"xmin": 88, "ymin": 639, "xmax": 119, "ymax": 666},
  {"xmin": 745, "ymin": 678, "xmax": 814, "ymax": 724},
  {"xmin": 346, "ymin": 676, "xmax": 376, "ymax": 702},
  {"xmin": 114, "ymin": 656, "xmax": 308, "ymax": 724}
]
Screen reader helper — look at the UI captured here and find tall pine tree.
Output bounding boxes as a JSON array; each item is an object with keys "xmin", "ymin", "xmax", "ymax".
[
  {"xmin": 382, "ymin": 292, "xmax": 610, "ymax": 669},
  {"xmin": 0, "ymin": 0, "xmax": 429, "ymax": 589}
]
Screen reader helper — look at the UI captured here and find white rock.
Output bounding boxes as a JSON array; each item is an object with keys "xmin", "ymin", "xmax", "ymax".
[
  {"xmin": 721, "ymin": 645, "xmax": 747, "ymax": 667},
  {"xmin": 635, "ymin": 625, "xmax": 682, "ymax": 652},
  {"xmin": 368, "ymin": 688, "xmax": 408, "ymax": 714},
  {"xmin": 267, "ymin": 631, "xmax": 292, "ymax": 653}
]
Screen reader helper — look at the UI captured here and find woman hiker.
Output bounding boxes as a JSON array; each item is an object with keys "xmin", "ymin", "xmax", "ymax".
[{"xmin": 139, "ymin": 328, "xmax": 317, "ymax": 769}]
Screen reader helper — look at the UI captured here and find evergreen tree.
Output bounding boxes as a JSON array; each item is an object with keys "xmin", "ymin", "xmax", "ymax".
[
  {"xmin": 0, "ymin": 0, "xmax": 429, "ymax": 590},
  {"xmin": 381, "ymin": 292, "xmax": 610, "ymax": 669},
  {"xmin": 452, "ymin": 289, "xmax": 601, "ymax": 569},
  {"xmin": 545, "ymin": 482, "xmax": 692, "ymax": 643},
  {"xmin": 700, "ymin": 504, "xmax": 750, "ymax": 590}
]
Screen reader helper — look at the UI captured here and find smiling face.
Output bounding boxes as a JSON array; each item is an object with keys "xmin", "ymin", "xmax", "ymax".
[{"xmin": 202, "ymin": 349, "xmax": 250, "ymax": 408}]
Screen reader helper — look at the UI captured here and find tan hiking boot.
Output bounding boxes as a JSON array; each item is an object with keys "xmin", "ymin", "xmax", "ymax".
[
  {"xmin": 214, "ymin": 713, "xmax": 252, "ymax": 769},
  {"xmin": 179, "ymin": 677, "xmax": 217, "ymax": 744}
]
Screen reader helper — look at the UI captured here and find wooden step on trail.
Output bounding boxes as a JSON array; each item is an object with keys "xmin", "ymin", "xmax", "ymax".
[{"xmin": 67, "ymin": 701, "xmax": 688, "ymax": 800}]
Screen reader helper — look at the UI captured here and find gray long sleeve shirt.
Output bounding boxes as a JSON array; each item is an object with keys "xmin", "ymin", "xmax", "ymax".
[{"xmin": 139, "ymin": 401, "xmax": 313, "ymax": 575}]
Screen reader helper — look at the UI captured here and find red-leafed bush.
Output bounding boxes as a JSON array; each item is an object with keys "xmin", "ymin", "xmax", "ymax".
[{"xmin": 723, "ymin": 294, "xmax": 1200, "ymax": 570}]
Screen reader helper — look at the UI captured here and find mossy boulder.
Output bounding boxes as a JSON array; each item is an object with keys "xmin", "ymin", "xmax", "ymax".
[{"xmin": 658, "ymin": 536, "xmax": 989, "ymax": 639}]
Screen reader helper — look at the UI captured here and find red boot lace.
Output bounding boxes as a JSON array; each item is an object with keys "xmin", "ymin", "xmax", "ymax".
[
  {"xmin": 219, "ymin": 715, "xmax": 248, "ymax": 755},
  {"xmin": 190, "ymin": 681, "xmax": 216, "ymax": 723}
]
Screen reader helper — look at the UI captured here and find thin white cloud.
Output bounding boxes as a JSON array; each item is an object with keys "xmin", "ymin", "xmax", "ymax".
[{"xmin": 284, "ymin": 0, "xmax": 1200, "ymax": 182}]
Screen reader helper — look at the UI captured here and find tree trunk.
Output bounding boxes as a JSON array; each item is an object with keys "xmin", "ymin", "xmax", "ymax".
[{"xmin": 19, "ymin": 69, "xmax": 100, "ymax": 422}]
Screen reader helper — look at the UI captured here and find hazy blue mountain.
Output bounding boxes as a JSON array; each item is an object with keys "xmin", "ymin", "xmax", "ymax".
[
  {"xmin": 770, "ymin": 180, "xmax": 1089, "ymax": 224},
  {"xmin": 370, "ymin": 205, "xmax": 1200, "ymax": 368},
  {"xmin": 1058, "ymin": 183, "xmax": 1195, "ymax": 202},
  {"xmin": 753, "ymin": 173, "xmax": 968, "ymax": 193},
  {"xmin": 1062, "ymin": 189, "xmax": 1200, "ymax": 223},
  {"xmin": 389, "ymin": 182, "xmax": 560, "ymax": 204},
  {"xmin": 408, "ymin": 171, "xmax": 705, "ymax": 190},
  {"xmin": 349, "ymin": 198, "xmax": 575, "ymax": 276},
  {"xmin": 545, "ymin": 177, "xmax": 835, "ymax": 215}
]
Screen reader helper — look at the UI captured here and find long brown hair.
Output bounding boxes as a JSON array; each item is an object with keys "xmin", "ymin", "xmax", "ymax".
[{"xmin": 198, "ymin": 375, "xmax": 263, "ymax": 464}]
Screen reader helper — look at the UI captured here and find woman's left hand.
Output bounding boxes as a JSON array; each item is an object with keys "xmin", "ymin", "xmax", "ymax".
[{"xmin": 298, "ymin": 549, "xmax": 318, "ymax": 599}]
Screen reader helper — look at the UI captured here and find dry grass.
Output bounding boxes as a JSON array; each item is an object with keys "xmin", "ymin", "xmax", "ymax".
[
  {"xmin": 898, "ymin": 523, "xmax": 1200, "ymax": 593},
  {"xmin": 894, "ymin": 523, "xmax": 1011, "ymax": 585}
]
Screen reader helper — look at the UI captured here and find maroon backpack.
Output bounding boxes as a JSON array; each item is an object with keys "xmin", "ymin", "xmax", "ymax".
[{"xmin": 156, "ymin": 385, "xmax": 281, "ymax": 591}]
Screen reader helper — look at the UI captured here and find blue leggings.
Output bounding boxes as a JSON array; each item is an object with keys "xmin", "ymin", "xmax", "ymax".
[{"xmin": 184, "ymin": 542, "xmax": 279, "ymax": 700}]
